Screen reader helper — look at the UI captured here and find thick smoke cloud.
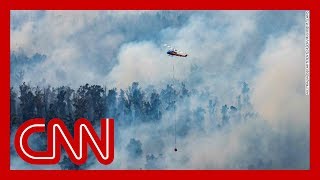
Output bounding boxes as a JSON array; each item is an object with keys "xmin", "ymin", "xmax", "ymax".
[
  {"xmin": 11, "ymin": 10, "xmax": 189, "ymax": 87},
  {"xmin": 10, "ymin": 10, "xmax": 309, "ymax": 169}
]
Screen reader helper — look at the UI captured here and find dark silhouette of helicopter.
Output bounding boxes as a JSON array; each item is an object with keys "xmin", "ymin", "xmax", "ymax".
[
  {"xmin": 167, "ymin": 49, "xmax": 188, "ymax": 57},
  {"xmin": 164, "ymin": 44, "xmax": 188, "ymax": 57}
]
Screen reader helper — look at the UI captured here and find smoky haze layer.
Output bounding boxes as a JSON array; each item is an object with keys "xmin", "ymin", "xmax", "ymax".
[{"xmin": 10, "ymin": 10, "xmax": 309, "ymax": 169}]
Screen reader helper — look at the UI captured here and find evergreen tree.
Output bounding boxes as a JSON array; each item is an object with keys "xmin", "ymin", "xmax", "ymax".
[
  {"xmin": 10, "ymin": 87, "xmax": 19, "ymax": 129},
  {"xmin": 117, "ymin": 89, "xmax": 131, "ymax": 126},
  {"xmin": 160, "ymin": 84, "xmax": 177, "ymax": 111},
  {"xmin": 106, "ymin": 88, "xmax": 117, "ymax": 120},
  {"xmin": 126, "ymin": 82, "xmax": 145, "ymax": 124},
  {"xmin": 149, "ymin": 92, "xmax": 162, "ymax": 121},
  {"xmin": 34, "ymin": 86, "xmax": 45, "ymax": 118},
  {"xmin": 19, "ymin": 82, "xmax": 36, "ymax": 121},
  {"xmin": 88, "ymin": 85, "xmax": 106, "ymax": 125}
]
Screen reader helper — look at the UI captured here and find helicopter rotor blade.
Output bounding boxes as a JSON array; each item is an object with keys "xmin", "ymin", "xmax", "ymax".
[{"xmin": 163, "ymin": 43, "xmax": 173, "ymax": 49}]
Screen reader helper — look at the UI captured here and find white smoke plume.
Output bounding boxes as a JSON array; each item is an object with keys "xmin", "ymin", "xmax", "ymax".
[{"xmin": 10, "ymin": 10, "xmax": 309, "ymax": 169}]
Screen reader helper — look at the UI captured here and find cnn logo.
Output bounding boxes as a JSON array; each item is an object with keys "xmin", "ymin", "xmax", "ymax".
[{"xmin": 14, "ymin": 118, "xmax": 114, "ymax": 165}]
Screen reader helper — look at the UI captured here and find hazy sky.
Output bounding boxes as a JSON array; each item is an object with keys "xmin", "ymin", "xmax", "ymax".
[{"xmin": 10, "ymin": 10, "xmax": 309, "ymax": 169}]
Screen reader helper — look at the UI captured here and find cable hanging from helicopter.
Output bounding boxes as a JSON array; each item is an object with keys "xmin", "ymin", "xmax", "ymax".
[{"xmin": 163, "ymin": 44, "xmax": 189, "ymax": 152}]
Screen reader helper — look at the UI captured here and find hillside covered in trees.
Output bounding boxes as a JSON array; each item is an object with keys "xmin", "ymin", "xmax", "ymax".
[{"xmin": 10, "ymin": 81, "xmax": 255, "ymax": 170}]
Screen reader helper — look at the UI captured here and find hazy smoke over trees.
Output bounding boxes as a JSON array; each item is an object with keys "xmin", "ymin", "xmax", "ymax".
[{"xmin": 10, "ymin": 10, "xmax": 309, "ymax": 169}]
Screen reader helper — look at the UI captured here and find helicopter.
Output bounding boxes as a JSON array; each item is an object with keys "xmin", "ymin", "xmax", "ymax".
[
  {"xmin": 162, "ymin": 44, "xmax": 189, "ymax": 152},
  {"xmin": 164, "ymin": 44, "xmax": 188, "ymax": 57}
]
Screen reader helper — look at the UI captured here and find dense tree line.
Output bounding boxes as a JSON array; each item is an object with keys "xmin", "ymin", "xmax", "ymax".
[{"xmin": 10, "ymin": 81, "xmax": 252, "ymax": 169}]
